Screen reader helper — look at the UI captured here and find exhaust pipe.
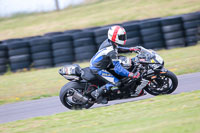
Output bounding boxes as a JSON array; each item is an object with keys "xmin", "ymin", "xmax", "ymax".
[{"xmin": 70, "ymin": 89, "xmax": 88, "ymax": 104}]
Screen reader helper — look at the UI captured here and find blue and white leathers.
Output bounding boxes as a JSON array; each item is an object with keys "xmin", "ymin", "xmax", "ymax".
[
  {"xmin": 97, "ymin": 70, "xmax": 119, "ymax": 89},
  {"xmin": 90, "ymin": 39, "xmax": 132, "ymax": 90}
]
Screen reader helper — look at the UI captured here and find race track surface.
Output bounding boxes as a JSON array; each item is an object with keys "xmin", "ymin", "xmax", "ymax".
[{"xmin": 0, "ymin": 72, "xmax": 200, "ymax": 124}]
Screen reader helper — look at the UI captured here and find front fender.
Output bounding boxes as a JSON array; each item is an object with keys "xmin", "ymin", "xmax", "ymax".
[
  {"xmin": 145, "ymin": 68, "xmax": 168, "ymax": 80},
  {"xmin": 160, "ymin": 67, "xmax": 168, "ymax": 74},
  {"xmin": 154, "ymin": 67, "xmax": 168, "ymax": 74}
]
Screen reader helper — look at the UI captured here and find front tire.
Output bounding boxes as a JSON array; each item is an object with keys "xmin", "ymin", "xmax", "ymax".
[
  {"xmin": 144, "ymin": 70, "xmax": 178, "ymax": 95},
  {"xmin": 59, "ymin": 82, "xmax": 94, "ymax": 110}
]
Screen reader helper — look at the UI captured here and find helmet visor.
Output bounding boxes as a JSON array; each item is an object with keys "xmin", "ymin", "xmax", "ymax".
[{"xmin": 118, "ymin": 34, "xmax": 127, "ymax": 41}]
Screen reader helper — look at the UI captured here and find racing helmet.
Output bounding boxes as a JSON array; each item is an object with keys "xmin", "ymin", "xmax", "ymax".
[{"xmin": 108, "ymin": 25, "xmax": 127, "ymax": 46}]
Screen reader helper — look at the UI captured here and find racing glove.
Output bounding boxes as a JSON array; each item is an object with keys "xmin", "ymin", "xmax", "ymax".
[
  {"xmin": 129, "ymin": 47, "xmax": 141, "ymax": 53},
  {"xmin": 128, "ymin": 71, "xmax": 140, "ymax": 79}
]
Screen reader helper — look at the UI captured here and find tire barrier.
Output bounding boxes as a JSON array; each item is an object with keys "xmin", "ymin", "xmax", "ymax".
[
  {"xmin": 182, "ymin": 12, "xmax": 200, "ymax": 46},
  {"xmin": 0, "ymin": 44, "xmax": 8, "ymax": 74},
  {"xmin": 0, "ymin": 11, "xmax": 199, "ymax": 75},
  {"xmin": 63, "ymin": 29, "xmax": 82, "ymax": 34},
  {"xmin": 139, "ymin": 18, "xmax": 165, "ymax": 49},
  {"xmin": 6, "ymin": 40, "xmax": 31, "ymax": 72},
  {"xmin": 51, "ymin": 34, "xmax": 74, "ymax": 66},
  {"xmin": 44, "ymin": 31, "xmax": 64, "ymax": 37},
  {"xmin": 94, "ymin": 24, "xmax": 121, "ymax": 48},
  {"xmin": 161, "ymin": 16, "xmax": 186, "ymax": 49},
  {"xmin": 73, "ymin": 30, "xmax": 97, "ymax": 61},
  {"xmin": 30, "ymin": 37, "xmax": 53, "ymax": 68},
  {"xmin": 94, "ymin": 27, "xmax": 109, "ymax": 48},
  {"xmin": 122, "ymin": 22, "xmax": 142, "ymax": 48},
  {"xmin": 23, "ymin": 35, "xmax": 42, "ymax": 41},
  {"xmin": 83, "ymin": 26, "xmax": 101, "ymax": 32}
]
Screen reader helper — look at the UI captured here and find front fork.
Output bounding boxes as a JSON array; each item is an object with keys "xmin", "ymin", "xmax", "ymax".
[
  {"xmin": 152, "ymin": 67, "xmax": 168, "ymax": 78},
  {"xmin": 146, "ymin": 67, "xmax": 168, "ymax": 87},
  {"xmin": 159, "ymin": 67, "xmax": 168, "ymax": 74},
  {"xmin": 143, "ymin": 67, "xmax": 168, "ymax": 85}
]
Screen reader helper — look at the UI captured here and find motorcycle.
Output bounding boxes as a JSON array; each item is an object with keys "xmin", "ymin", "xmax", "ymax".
[{"xmin": 58, "ymin": 47, "xmax": 178, "ymax": 110}]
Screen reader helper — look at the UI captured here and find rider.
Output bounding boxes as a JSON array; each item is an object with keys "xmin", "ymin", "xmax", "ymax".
[{"xmin": 90, "ymin": 25, "xmax": 143, "ymax": 104}]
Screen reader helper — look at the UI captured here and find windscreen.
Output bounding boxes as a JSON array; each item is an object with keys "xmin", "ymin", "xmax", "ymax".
[{"xmin": 140, "ymin": 47, "xmax": 155, "ymax": 61}]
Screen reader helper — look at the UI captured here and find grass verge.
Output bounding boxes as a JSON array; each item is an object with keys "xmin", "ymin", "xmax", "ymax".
[
  {"xmin": 0, "ymin": 90, "xmax": 200, "ymax": 133},
  {"xmin": 0, "ymin": 44, "xmax": 200, "ymax": 105},
  {"xmin": 0, "ymin": 0, "xmax": 200, "ymax": 40}
]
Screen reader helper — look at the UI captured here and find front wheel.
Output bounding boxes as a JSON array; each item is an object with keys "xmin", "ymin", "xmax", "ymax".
[
  {"xmin": 59, "ymin": 82, "xmax": 94, "ymax": 110},
  {"xmin": 144, "ymin": 70, "xmax": 178, "ymax": 96}
]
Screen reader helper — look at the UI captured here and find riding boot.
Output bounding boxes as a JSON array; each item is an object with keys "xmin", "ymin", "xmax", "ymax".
[
  {"xmin": 131, "ymin": 79, "xmax": 148, "ymax": 97},
  {"xmin": 91, "ymin": 85, "xmax": 108, "ymax": 104}
]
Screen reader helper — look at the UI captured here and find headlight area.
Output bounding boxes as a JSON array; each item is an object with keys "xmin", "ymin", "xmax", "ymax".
[
  {"xmin": 155, "ymin": 54, "xmax": 164, "ymax": 64},
  {"xmin": 150, "ymin": 64, "xmax": 163, "ymax": 70}
]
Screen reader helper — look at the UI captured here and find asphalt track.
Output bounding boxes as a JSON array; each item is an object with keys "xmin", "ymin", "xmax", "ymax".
[{"xmin": 0, "ymin": 72, "xmax": 200, "ymax": 124}]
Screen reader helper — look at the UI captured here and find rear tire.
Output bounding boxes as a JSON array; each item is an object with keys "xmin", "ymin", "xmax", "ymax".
[
  {"xmin": 144, "ymin": 70, "xmax": 178, "ymax": 95},
  {"xmin": 59, "ymin": 82, "xmax": 94, "ymax": 110}
]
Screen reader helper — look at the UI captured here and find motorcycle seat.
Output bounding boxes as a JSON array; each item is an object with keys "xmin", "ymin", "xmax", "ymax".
[{"xmin": 81, "ymin": 67, "xmax": 97, "ymax": 81}]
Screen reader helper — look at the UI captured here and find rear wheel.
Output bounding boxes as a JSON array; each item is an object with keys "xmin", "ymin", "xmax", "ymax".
[
  {"xmin": 144, "ymin": 70, "xmax": 178, "ymax": 95},
  {"xmin": 59, "ymin": 82, "xmax": 94, "ymax": 110}
]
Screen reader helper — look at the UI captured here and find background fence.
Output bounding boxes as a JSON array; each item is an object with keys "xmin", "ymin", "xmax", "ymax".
[
  {"xmin": 0, "ymin": 11, "xmax": 200, "ymax": 74},
  {"xmin": 0, "ymin": 0, "xmax": 84, "ymax": 17}
]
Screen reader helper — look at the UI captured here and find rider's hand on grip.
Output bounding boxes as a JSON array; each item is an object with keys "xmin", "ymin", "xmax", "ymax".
[
  {"xmin": 129, "ymin": 47, "xmax": 141, "ymax": 53},
  {"xmin": 128, "ymin": 71, "xmax": 140, "ymax": 80}
]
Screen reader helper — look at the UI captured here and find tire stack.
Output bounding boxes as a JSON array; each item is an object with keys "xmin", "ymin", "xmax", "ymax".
[
  {"xmin": 198, "ymin": 12, "xmax": 200, "ymax": 41},
  {"xmin": 73, "ymin": 31, "xmax": 97, "ymax": 61},
  {"xmin": 2, "ymin": 38, "xmax": 23, "ymax": 44},
  {"xmin": 51, "ymin": 34, "xmax": 74, "ymax": 66},
  {"xmin": 94, "ymin": 27, "xmax": 110, "ymax": 48},
  {"xmin": 83, "ymin": 26, "xmax": 101, "ymax": 32},
  {"xmin": 122, "ymin": 22, "xmax": 142, "ymax": 48},
  {"xmin": 7, "ymin": 40, "xmax": 31, "ymax": 72},
  {"xmin": 44, "ymin": 31, "xmax": 63, "ymax": 37},
  {"xmin": 161, "ymin": 16, "xmax": 185, "ymax": 49},
  {"xmin": 181, "ymin": 12, "xmax": 200, "ymax": 46},
  {"xmin": 23, "ymin": 35, "xmax": 42, "ymax": 42},
  {"xmin": 139, "ymin": 19, "xmax": 165, "ymax": 49},
  {"xmin": 0, "ymin": 44, "xmax": 8, "ymax": 74},
  {"xmin": 63, "ymin": 29, "xmax": 82, "ymax": 34},
  {"xmin": 29, "ymin": 37, "xmax": 53, "ymax": 68}
]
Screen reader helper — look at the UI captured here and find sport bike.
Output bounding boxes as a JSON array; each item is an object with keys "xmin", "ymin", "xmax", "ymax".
[{"xmin": 58, "ymin": 47, "xmax": 178, "ymax": 110}]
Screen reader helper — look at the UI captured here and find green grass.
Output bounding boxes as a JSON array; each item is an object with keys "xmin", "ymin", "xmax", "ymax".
[
  {"xmin": 0, "ymin": 90, "xmax": 200, "ymax": 133},
  {"xmin": 0, "ymin": 0, "xmax": 200, "ymax": 40},
  {"xmin": 0, "ymin": 44, "xmax": 200, "ymax": 105}
]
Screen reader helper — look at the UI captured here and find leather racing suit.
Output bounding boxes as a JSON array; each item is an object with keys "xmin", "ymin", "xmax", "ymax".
[{"xmin": 90, "ymin": 39, "xmax": 139, "ymax": 91}]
